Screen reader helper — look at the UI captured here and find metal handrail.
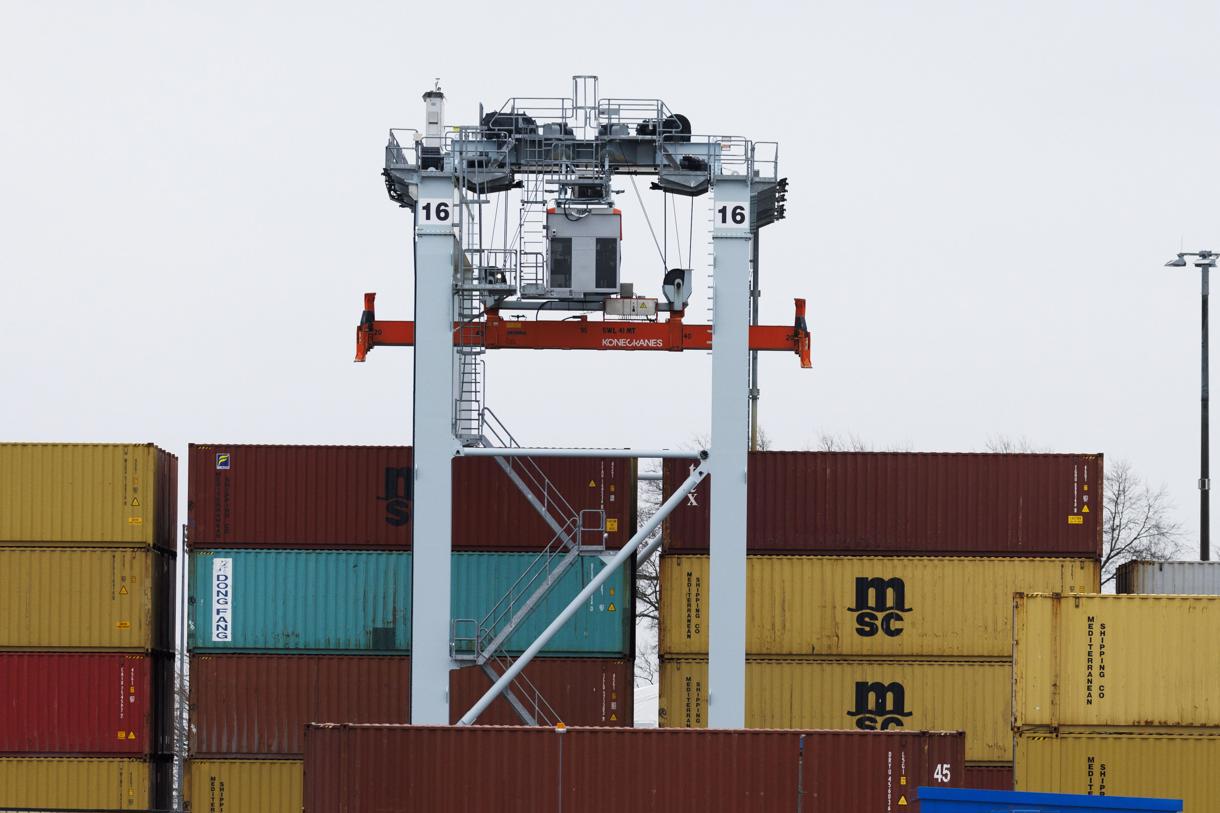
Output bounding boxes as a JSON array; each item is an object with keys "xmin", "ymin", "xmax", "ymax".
[{"xmin": 484, "ymin": 651, "xmax": 563, "ymax": 725}]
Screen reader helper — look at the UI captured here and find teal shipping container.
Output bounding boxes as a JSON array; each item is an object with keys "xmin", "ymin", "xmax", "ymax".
[{"xmin": 188, "ymin": 550, "xmax": 628, "ymax": 656}]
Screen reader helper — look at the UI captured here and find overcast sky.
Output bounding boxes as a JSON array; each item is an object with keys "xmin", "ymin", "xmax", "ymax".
[{"xmin": 3, "ymin": 1, "xmax": 1219, "ymax": 551}]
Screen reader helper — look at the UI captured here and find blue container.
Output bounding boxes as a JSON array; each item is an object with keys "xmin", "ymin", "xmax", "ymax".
[
  {"xmin": 451, "ymin": 551, "xmax": 629, "ymax": 657},
  {"xmin": 188, "ymin": 550, "xmax": 413, "ymax": 652},
  {"xmin": 188, "ymin": 550, "xmax": 629, "ymax": 656},
  {"xmin": 914, "ymin": 787, "xmax": 1182, "ymax": 812}
]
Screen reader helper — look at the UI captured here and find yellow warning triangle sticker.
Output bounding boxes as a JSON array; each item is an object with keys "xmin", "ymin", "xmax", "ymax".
[
  {"xmin": 1082, "ymin": 504, "xmax": 1090, "ymax": 513},
  {"xmin": 130, "ymin": 496, "xmax": 140, "ymax": 508},
  {"xmin": 119, "ymin": 585, "xmax": 129, "ymax": 595},
  {"xmin": 898, "ymin": 795, "xmax": 908, "ymax": 806},
  {"xmin": 128, "ymin": 731, "xmax": 136, "ymax": 739},
  {"xmin": 609, "ymin": 713, "xmax": 617, "ymax": 721},
  {"xmin": 588, "ymin": 479, "xmax": 596, "ymax": 487},
  {"xmin": 607, "ymin": 603, "xmax": 616, "ymax": 612}
]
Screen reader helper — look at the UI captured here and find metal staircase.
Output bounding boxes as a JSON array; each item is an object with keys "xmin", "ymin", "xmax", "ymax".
[{"xmin": 450, "ymin": 409, "xmax": 608, "ymax": 725}]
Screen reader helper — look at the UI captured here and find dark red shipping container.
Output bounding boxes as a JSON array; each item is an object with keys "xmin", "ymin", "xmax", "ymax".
[
  {"xmin": 187, "ymin": 444, "xmax": 636, "ymax": 550},
  {"xmin": 189, "ymin": 656, "xmax": 632, "ymax": 756},
  {"xmin": 451, "ymin": 659, "xmax": 631, "ymax": 727},
  {"xmin": 304, "ymin": 725, "xmax": 964, "ymax": 812},
  {"xmin": 0, "ymin": 653, "xmax": 169, "ymax": 755},
  {"xmin": 663, "ymin": 452, "xmax": 1102, "ymax": 557},
  {"xmin": 962, "ymin": 764, "xmax": 1013, "ymax": 791}
]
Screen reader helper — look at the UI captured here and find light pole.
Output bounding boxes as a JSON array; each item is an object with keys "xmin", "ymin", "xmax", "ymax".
[{"xmin": 1166, "ymin": 250, "xmax": 1218, "ymax": 560}]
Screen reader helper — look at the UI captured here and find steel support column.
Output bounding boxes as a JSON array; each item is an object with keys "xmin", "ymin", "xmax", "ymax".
[
  {"xmin": 411, "ymin": 172, "xmax": 460, "ymax": 723},
  {"xmin": 708, "ymin": 175, "xmax": 752, "ymax": 727}
]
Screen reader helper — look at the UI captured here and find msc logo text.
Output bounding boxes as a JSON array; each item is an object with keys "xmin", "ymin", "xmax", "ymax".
[
  {"xmin": 847, "ymin": 576, "xmax": 912, "ymax": 638},
  {"xmin": 847, "ymin": 681, "xmax": 912, "ymax": 730}
]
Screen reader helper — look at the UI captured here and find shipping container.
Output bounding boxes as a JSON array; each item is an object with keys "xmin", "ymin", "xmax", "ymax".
[
  {"xmin": 1116, "ymin": 560, "xmax": 1220, "ymax": 595},
  {"xmin": 186, "ymin": 759, "xmax": 302, "ymax": 813},
  {"xmin": 0, "ymin": 443, "xmax": 177, "ymax": 550},
  {"xmin": 187, "ymin": 444, "xmax": 636, "ymax": 550},
  {"xmin": 660, "ymin": 555, "xmax": 1098, "ymax": 657},
  {"xmin": 962, "ymin": 764, "xmax": 1013, "ymax": 791},
  {"xmin": 189, "ymin": 655, "xmax": 632, "ymax": 756},
  {"xmin": 303, "ymin": 724, "xmax": 964, "ymax": 813},
  {"xmin": 0, "ymin": 548, "xmax": 174, "ymax": 651},
  {"xmin": 914, "ymin": 786, "xmax": 1182, "ymax": 812},
  {"xmin": 0, "ymin": 653, "xmax": 171, "ymax": 755},
  {"xmin": 1013, "ymin": 593, "xmax": 1220, "ymax": 728},
  {"xmin": 660, "ymin": 657, "xmax": 1011, "ymax": 762},
  {"xmin": 0, "ymin": 757, "xmax": 150, "ymax": 809},
  {"xmin": 188, "ymin": 550, "xmax": 629, "ymax": 656},
  {"xmin": 188, "ymin": 549, "xmax": 412, "ymax": 653},
  {"xmin": 662, "ymin": 452, "xmax": 1102, "ymax": 557},
  {"xmin": 1015, "ymin": 731, "xmax": 1220, "ymax": 811},
  {"xmin": 451, "ymin": 658, "xmax": 632, "ymax": 727},
  {"xmin": 451, "ymin": 551, "xmax": 629, "ymax": 657}
]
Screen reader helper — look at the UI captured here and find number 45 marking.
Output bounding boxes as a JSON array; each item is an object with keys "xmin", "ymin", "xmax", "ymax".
[
  {"xmin": 716, "ymin": 202, "xmax": 749, "ymax": 229},
  {"xmin": 933, "ymin": 763, "xmax": 952, "ymax": 783}
]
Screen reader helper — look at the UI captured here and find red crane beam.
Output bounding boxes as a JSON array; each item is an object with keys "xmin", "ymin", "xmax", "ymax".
[{"xmin": 355, "ymin": 294, "xmax": 812, "ymax": 368}]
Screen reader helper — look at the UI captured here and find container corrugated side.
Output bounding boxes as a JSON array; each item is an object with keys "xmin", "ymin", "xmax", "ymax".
[
  {"xmin": 660, "ymin": 555, "xmax": 1098, "ymax": 657},
  {"xmin": 303, "ymin": 724, "xmax": 964, "ymax": 813},
  {"xmin": 0, "ymin": 757, "xmax": 150, "ymax": 809},
  {"xmin": 1013, "ymin": 593, "xmax": 1220, "ymax": 728},
  {"xmin": 188, "ymin": 550, "xmax": 629, "ymax": 656},
  {"xmin": 659, "ymin": 657, "xmax": 1012, "ymax": 762},
  {"xmin": 663, "ymin": 452, "xmax": 1103, "ymax": 557},
  {"xmin": 962, "ymin": 763, "xmax": 1013, "ymax": 791},
  {"xmin": 186, "ymin": 759, "xmax": 302, "ymax": 813},
  {"xmin": 452, "ymin": 658, "xmax": 632, "ymax": 727},
  {"xmin": 1116, "ymin": 560, "xmax": 1220, "ymax": 595},
  {"xmin": 189, "ymin": 655, "xmax": 633, "ymax": 756},
  {"xmin": 188, "ymin": 444, "xmax": 636, "ymax": 551},
  {"xmin": 0, "ymin": 548, "xmax": 174, "ymax": 651},
  {"xmin": 1015, "ymin": 731, "xmax": 1220, "ymax": 810},
  {"xmin": 0, "ymin": 443, "xmax": 176, "ymax": 549},
  {"xmin": 451, "ymin": 552, "xmax": 629, "ymax": 657},
  {"xmin": 188, "ymin": 550, "xmax": 412, "ymax": 653},
  {"xmin": 0, "ymin": 653, "xmax": 167, "ymax": 755},
  {"xmin": 189, "ymin": 655, "xmax": 412, "ymax": 756}
]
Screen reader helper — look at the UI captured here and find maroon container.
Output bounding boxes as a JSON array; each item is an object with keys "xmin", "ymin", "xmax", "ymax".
[
  {"xmin": 451, "ymin": 659, "xmax": 632, "ymax": 727},
  {"xmin": 663, "ymin": 452, "xmax": 1103, "ymax": 557},
  {"xmin": 962, "ymin": 764, "xmax": 1013, "ymax": 791},
  {"xmin": 304, "ymin": 725, "xmax": 964, "ymax": 812},
  {"xmin": 189, "ymin": 656, "xmax": 633, "ymax": 756},
  {"xmin": 0, "ymin": 653, "xmax": 167, "ymax": 755},
  {"xmin": 187, "ymin": 444, "xmax": 636, "ymax": 550}
]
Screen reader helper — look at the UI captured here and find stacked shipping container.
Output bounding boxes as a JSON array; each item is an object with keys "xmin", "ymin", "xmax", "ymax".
[
  {"xmin": 1012, "ymin": 593, "xmax": 1220, "ymax": 809},
  {"xmin": 302, "ymin": 724, "xmax": 966, "ymax": 812},
  {"xmin": 184, "ymin": 444, "xmax": 635, "ymax": 812},
  {"xmin": 0, "ymin": 443, "xmax": 177, "ymax": 811},
  {"xmin": 657, "ymin": 452, "xmax": 1103, "ymax": 788}
]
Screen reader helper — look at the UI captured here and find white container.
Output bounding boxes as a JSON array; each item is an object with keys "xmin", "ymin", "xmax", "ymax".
[{"xmin": 1116, "ymin": 560, "xmax": 1220, "ymax": 595}]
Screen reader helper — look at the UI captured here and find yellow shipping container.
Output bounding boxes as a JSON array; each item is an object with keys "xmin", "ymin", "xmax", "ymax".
[
  {"xmin": 660, "ymin": 555, "xmax": 1098, "ymax": 657},
  {"xmin": 0, "ymin": 443, "xmax": 175, "ymax": 548},
  {"xmin": 659, "ymin": 657, "xmax": 1012, "ymax": 762},
  {"xmin": 0, "ymin": 758, "xmax": 149, "ymax": 809},
  {"xmin": 0, "ymin": 548, "xmax": 173, "ymax": 651},
  {"xmin": 1016, "ymin": 731, "xmax": 1220, "ymax": 809},
  {"xmin": 187, "ymin": 759, "xmax": 303, "ymax": 813},
  {"xmin": 1014, "ymin": 593, "xmax": 1220, "ymax": 728}
]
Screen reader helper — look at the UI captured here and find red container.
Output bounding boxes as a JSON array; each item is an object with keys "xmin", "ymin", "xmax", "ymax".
[
  {"xmin": 187, "ymin": 444, "xmax": 636, "ymax": 550},
  {"xmin": 190, "ymin": 656, "xmax": 633, "ymax": 756},
  {"xmin": 304, "ymin": 725, "xmax": 964, "ymax": 812},
  {"xmin": 962, "ymin": 764, "xmax": 1013, "ymax": 791},
  {"xmin": 189, "ymin": 655, "xmax": 412, "ymax": 757},
  {"xmin": 663, "ymin": 452, "xmax": 1102, "ymax": 557},
  {"xmin": 0, "ymin": 653, "xmax": 167, "ymax": 755},
  {"xmin": 450, "ymin": 659, "xmax": 631, "ymax": 727}
]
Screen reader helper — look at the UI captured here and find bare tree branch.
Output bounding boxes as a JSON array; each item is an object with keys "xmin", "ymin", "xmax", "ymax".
[{"xmin": 1100, "ymin": 459, "xmax": 1184, "ymax": 586}]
